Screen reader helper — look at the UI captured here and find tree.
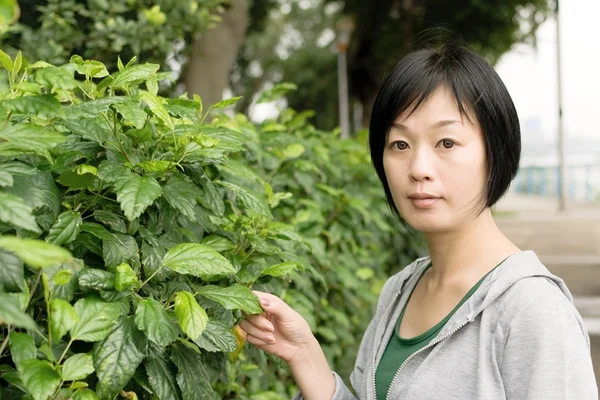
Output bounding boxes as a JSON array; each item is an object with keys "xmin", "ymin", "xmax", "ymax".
[{"xmin": 234, "ymin": 0, "xmax": 551, "ymax": 130}]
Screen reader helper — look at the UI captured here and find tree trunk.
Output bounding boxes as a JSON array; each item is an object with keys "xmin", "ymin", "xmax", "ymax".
[{"xmin": 182, "ymin": 0, "xmax": 249, "ymax": 106}]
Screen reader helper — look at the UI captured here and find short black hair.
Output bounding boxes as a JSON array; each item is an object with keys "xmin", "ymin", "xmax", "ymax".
[{"xmin": 368, "ymin": 43, "xmax": 521, "ymax": 221}]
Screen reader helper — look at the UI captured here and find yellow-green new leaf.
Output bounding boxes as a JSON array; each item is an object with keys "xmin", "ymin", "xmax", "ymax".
[
  {"xmin": 196, "ymin": 285, "xmax": 263, "ymax": 314},
  {"xmin": 134, "ymin": 298, "xmax": 178, "ymax": 346},
  {"xmin": 261, "ymin": 261, "xmax": 301, "ymax": 277},
  {"xmin": 61, "ymin": 353, "xmax": 94, "ymax": 381},
  {"xmin": 0, "ymin": 236, "xmax": 72, "ymax": 268},
  {"xmin": 162, "ymin": 243, "xmax": 235, "ymax": 279},
  {"xmin": 9, "ymin": 332, "xmax": 37, "ymax": 369},
  {"xmin": 174, "ymin": 292, "xmax": 208, "ymax": 340},
  {"xmin": 19, "ymin": 360, "xmax": 61, "ymax": 400},
  {"xmin": 140, "ymin": 91, "xmax": 174, "ymax": 130},
  {"xmin": 115, "ymin": 263, "xmax": 138, "ymax": 291},
  {"xmin": 49, "ymin": 299, "xmax": 79, "ymax": 342}
]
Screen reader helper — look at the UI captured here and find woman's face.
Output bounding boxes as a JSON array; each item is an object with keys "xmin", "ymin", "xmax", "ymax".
[{"xmin": 383, "ymin": 87, "xmax": 488, "ymax": 233}]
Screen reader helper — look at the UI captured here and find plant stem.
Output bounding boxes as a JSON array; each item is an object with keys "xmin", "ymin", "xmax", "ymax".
[
  {"xmin": 57, "ymin": 338, "xmax": 74, "ymax": 364},
  {"xmin": 26, "ymin": 270, "xmax": 43, "ymax": 309},
  {"xmin": 139, "ymin": 265, "xmax": 165, "ymax": 289},
  {"xmin": 0, "ymin": 326, "xmax": 13, "ymax": 357},
  {"xmin": 102, "ymin": 112, "xmax": 131, "ymax": 164}
]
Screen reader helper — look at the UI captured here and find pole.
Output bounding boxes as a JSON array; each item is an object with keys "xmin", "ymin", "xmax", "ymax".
[
  {"xmin": 337, "ymin": 50, "xmax": 350, "ymax": 139},
  {"xmin": 556, "ymin": 0, "xmax": 567, "ymax": 211}
]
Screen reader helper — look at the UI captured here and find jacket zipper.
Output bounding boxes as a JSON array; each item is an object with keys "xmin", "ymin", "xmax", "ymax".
[
  {"xmin": 384, "ymin": 316, "xmax": 474, "ymax": 400},
  {"xmin": 371, "ymin": 297, "xmax": 399, "ymax": 400}
]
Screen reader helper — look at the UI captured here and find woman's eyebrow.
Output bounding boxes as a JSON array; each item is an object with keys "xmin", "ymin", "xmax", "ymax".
[{"xmin": 391, "ymin": 119, "xmax": 462, "ymax": 130}]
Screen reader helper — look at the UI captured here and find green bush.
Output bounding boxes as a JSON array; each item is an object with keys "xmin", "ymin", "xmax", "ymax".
[{"xmin": 0, "ymin": 51, "xmax": 424, "ymax": 399}]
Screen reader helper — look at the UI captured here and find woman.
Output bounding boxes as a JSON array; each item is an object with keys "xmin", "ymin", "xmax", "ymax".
[{"xmin": 240, "ymin": 44, "xmax": 598, "ymax": 399}]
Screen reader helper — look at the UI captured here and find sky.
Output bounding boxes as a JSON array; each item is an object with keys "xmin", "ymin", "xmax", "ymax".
[{"xmin": 495, "ymin": 0, "xmax": 600, "ymax": 144}]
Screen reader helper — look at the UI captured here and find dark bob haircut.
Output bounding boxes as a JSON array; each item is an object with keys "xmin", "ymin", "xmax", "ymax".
[{"xmin": 369, "ymin": 43, "xmax": 521, "ymax": 221}]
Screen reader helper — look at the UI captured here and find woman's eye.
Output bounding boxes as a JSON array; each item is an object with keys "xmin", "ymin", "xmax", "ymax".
[
  {"xmin": 440, "ymin": 139, "xmax": 455, "ymax": 149},
  {"xmin": 393, "ymin": 141, "xmax": 408, "ymax": 150}
]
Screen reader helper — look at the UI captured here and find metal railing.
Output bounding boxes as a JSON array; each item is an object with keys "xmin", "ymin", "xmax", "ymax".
[{"xmin": 511, "ymin": 164, "xmax": 600, "ymax": 203}]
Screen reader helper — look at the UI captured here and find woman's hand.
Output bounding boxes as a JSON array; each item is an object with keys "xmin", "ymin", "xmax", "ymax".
[
  {"xmin": 241, "ymin": 290, "xmax": 336, "ymax": 400},
  {"xmin": 240, "ymin": 290, "xmax": 315, "ymax": 365}
]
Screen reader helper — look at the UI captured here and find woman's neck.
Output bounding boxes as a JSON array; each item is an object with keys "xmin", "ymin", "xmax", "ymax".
[{"xmin": 423, "ymin": 209, "xmax": 520, "ymax": 289}]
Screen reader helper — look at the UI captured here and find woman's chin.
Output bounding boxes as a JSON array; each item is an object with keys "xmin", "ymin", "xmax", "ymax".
[{"xmin": 402, "ymin": 214, "xmax": 452, "ymax": 233}]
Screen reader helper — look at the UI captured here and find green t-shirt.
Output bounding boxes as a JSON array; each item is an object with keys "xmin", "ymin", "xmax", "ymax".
[{"xmin": 375, "ymin": 261, "xmax": 501, "ymax": 399}]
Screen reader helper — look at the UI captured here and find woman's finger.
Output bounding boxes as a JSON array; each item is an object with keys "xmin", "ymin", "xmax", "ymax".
[
  {"xmin": 246, "ymin": 333, "xmax": 277, "ymax": 348},
  {"xmin": 239, "ymin": 320, "xmax": 276, "ymax": 343},
  {"xmin": 243, "ymin": 313, "xmax": 275, "ymax": 332}
]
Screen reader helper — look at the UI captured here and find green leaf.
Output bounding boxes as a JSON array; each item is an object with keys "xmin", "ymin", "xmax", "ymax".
[
  {"xmin": 58, "ymin": 170, "xmax": 95, "ymax": 189},
  {"xmin": 193, "ymin": 320, "xmax": 236, "ymax": 353},
  {"xmin": 165, "ymin": 98, "xmax": 200, "ymax": 121},
  {"xmin": 196, "ymin": 285, "xmax": 262, "ymax": 314},
  {"xmin": 93, "ymin": 317, "xmax": 146, "ymax": 399},
  {"xmin": 53, "ymin": 269, "xmax": 72, "ymax": 285},
  {"xmin": 2, "ymin": 94, "xmax": 65, "ymax": 118},
  {"xmin": 70, "ymin": 55, "xmax": 109, "ymax": 78},
  {"xmin": 140, "ymin": 91, "xmax": 174, "ymax": 130},
  {"xmin": 49, "ymin": 299, "xmax": 79, "ymax": 342},
  {"xmin": 0, "ymin": 237, "xmax": 72, "ymax": 268},
  {"xmin": 162, "ymin": 243, "xmax": 235, "ymax": 279},
  {"xmin": 0, "ymin": 192, "xmax": 39, "ymax": 233},
  {"xmin": 261, "ymin": 261, "xmax": 301, "ymax": 277},
  {"xmin": 19, "ymin": 359, "xmax": 61, "ymax": 400},
  {"xmin": 209, "ymin": 96, "xmax": 242, "ymax": 110},
  {"xmin": 144, "ymin": 356, "xmax": 181, "ymax": 400},
  {"xmin": 134, "ymin": 298, "xmax": 178, "ymax": 347},
  {"xmin": 77, "ymin": 164, "xmax": 98, "ymax": 176},
  {"xmin": 115, "ymin": 263, "xmax": 138, "ymax": 291},
  {"xmin": 0, "ymin": 49, "xmax": 13, "ymax": 71},
  {"xmin": 196, "ymin": 175, "xmax": 224, "ymax": 217},
  {"xmin": 112, "ymin": 101, "xmax": 147, "ymax": 129},
  {"xmin": 217, "ymin": 181, "xmax": 273, "ymax": 218},
  {"xmin": 92, "ymin": 210, "xmax": 127, "ymax": 233},
  {"xmin": 0, "ymin": 161, "xmax": 36, "ymax": 176},
  {"xmin": 0, "ymin": 123, "xmax": 65, "ymax": 157},
  {"xmin": 12, "ymin": 51, "xmax": 22, "ymax": 77},
  {"xmin": 282, "ymin": 143, "xmax": 306, "ymax": 159},
  {"xmin": 137, "ymin": 160, "xmax": 172, "ymax": 173},
  {"xmin": 66, "ymin": 97, "xmax": 127, "ymax": 119},
  {"xmin": 115, "ymin": 173, "xmax": 162, "ymax": 221},
  {"xmin": 0, "ymin": 250, "xmax": 24, "ymax": 292},
  {"xmin": 62, "ymin": 118, "xmax": 111, "ymax": 144},
  {"xmin": 62, "ymin": 353, "xmax": 94, "ymax": 381},
  {"xmin": 257, "ymin": 83, "xmax": 297, "ymax": 104},
  {"xmin": 170, "ymin": 342, "xmax": 216, "ymax": 400},
  {"xmin": 162, "ymin": 175, "xmax": 202, "ymax": 221},
  {"xmin": 200, "ymin": 235, "xmax": 236, "ymax": 252},
  {"xmin": 42, "ymin": 262, "xmax": 80, "ymax": 302},
  {"xmin": 34, "ymin": 66, "xmax": 78, "ymax": 90},
  {"xmin": 174, "ymin": 292, "xmax": 208, "ymax": 341},
  {"xmin": 45, "ymin": 211, "xmax": 82, "ymax": 246},
  {"xmin": 109, "ymin": 64, "xmax": 160, "ymax": 89},
  {"xmin": 70, "ymin": 297, "xmax": 122, "ymax": 342},
  {"xmin": 81, "ymin": 222, "xmax": 115, "ymax": 240},
  {"xmin": 102, "ymin": 234, "xmax": 139, "ymax": 269},
  {"xmin": 9, "ymin": 332, "xmax": 37, "ymax": 369},
  {"xmin": 72, "ymin": 389, "xmax": 100, "ymax": 400},
  {"xmin": 78, "ymin": 268, "xmax": 116, "ymax": 291},
  {"xmin": 0, "ymin": 170, "xmax": 13, "ymax": 187}
]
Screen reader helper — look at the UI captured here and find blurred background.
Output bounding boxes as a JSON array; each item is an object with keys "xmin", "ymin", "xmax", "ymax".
[{"xmin": 1, "ymin": 0, "xmax": 600, "ymax": 395}]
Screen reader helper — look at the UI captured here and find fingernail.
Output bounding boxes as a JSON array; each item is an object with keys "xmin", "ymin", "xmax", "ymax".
[{"xmin": 260, "ymin": 298, "xmax": 270, "ymax": 307}]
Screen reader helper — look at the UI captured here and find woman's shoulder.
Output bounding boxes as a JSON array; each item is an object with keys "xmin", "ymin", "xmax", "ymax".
[{"xmin": 494, "ymin": 274, "xmax": 583, "ymax": 329}]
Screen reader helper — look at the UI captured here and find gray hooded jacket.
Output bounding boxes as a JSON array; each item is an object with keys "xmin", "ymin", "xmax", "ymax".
[{"xmin": 294, "ymin": 250, "xmax": 597, "ymax": 399}]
